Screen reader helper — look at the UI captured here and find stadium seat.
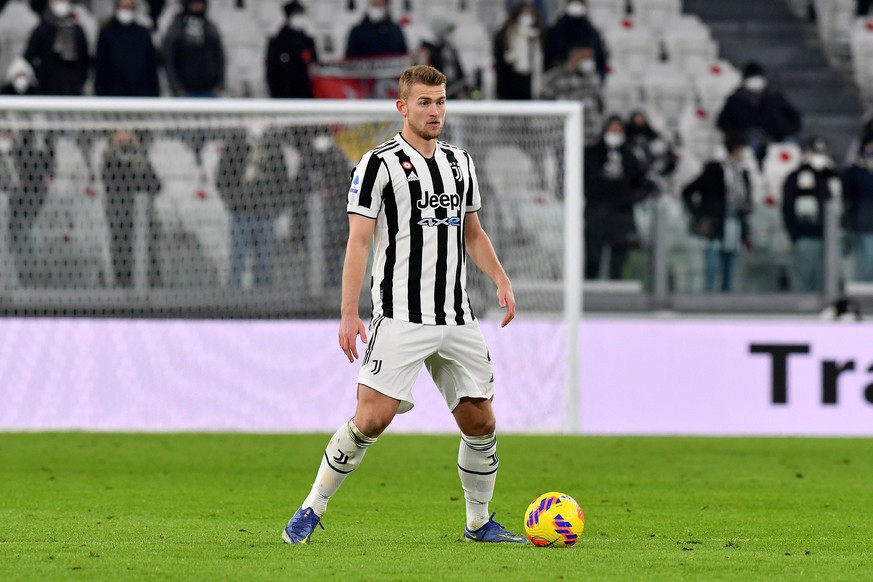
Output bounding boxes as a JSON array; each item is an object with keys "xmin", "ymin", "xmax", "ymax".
[
  {"xmin": 690, "ymin": 59, "xmax": 742, "ymax": 114},
  {"xmin": 850, "ymin": 17, "xmax": 873, "ymax": 103},
  {"xmin": 632, "ymin": 0, "xmax": 682, "ymax": 38},
  {"xmin": 481, "ymin": 145, "xmax": 562, "ymax": 279},
  {"xmin": 662, "ymin": 14, "xmax": 718, "ymax": 72},
  {"xmin": 641, "ymin": 63, "xmax": 692, "ymax": 135},
  {"xmin": 602, "ymin": 19, "xmax": 659, "ymax": 75},
  {"xmin": 815, "ymin": 0, "xmax": 855, "ymax": 59},
  {"xmin": 603, "ymin": 69, "xmax": 645, "ymax": 118},
  {"xmin": 761, "ymin": 141, "xmax": 802, "ymax": 204},
  {"xmin": 149, "ymin": 137, "xmax": 229, "ymax": 288},
  {"xmin": 587, "ymin": 0, "xmax": 627, "ymax": 30},
  {"xmin": 29, "ymin": 137, "xmax": 112, "ymax": 288},
  {"xmin": 676, "ymin": 101, "xmax": 721, "ymax": 161}
]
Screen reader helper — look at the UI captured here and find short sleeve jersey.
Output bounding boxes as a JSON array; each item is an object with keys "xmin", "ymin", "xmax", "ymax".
[{"xmin": 347, "ymin": 133, "xmax": 482, "ymax": 325}]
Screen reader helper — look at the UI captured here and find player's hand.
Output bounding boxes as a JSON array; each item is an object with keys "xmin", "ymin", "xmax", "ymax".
[
  {"xmin": 338, "ymin": 314, "xmax": 368, "ymax": 363},
  {"xmin": 496, "ymin": 282, "xmax": 516, "ymax": 328}
]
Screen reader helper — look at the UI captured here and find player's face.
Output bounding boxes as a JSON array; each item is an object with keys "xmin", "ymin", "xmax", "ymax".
[{"xmin": 400, "ymin": 83, "xmax": 446, "ymax": 142}]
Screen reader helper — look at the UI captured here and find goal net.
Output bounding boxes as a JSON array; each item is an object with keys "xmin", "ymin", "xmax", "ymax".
[{"xmin": 0, "ymin": 97, "xmax": 583, "ymax": 431}]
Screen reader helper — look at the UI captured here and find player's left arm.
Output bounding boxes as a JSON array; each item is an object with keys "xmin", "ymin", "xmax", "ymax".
[{"xmin": 464, "ymin": 212, "xmax": 515, "ymax": 327}]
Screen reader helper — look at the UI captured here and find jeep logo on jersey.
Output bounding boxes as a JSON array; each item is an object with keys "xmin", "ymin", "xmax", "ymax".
[{"xmin": 416, "ymin": 191, "xmax": 462, "ymax": 210}]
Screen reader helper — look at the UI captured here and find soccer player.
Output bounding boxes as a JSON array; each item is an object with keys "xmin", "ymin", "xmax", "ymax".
[{"xmin": 282, "ymin": 65, "xmax": 524, "ymax": 545}]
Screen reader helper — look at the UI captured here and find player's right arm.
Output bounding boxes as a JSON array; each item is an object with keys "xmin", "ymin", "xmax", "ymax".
[{"xmin": 339, "ymin": 214, "xmax": 376, "ymax": 363}]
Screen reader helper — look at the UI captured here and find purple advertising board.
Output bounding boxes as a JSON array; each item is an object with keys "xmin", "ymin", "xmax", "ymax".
[{"xmin": 1, "ymin": 318, "xmax": 871, "ymax": 435}]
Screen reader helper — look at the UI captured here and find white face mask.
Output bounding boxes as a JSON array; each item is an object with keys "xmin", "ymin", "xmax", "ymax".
[
  {"xmin": 51, "ymin": 1, "xmax": 72, "ymax": 18},
  {"xmin": 744, "ymin": 75, "xmax": 767, "ymax": 93},
  {"xmin": 577, "ymin": 59, "xmax": 595, "ymax": 75},
  {"xmin": 808, "ymin": 153, "xmax": 830, "ymax": 171},
  {"xmin": 518, "ymin": 12, "xmax": 535, "ymax": 27},
  {"xmin": 604, "ymin": 132, "xmax": 625, "ymax": 148},
  {"xmin": 565, "ymin": 2, "xmax": 587, "ymax": 17},
  {"xmin": 288, "ymin": 15, "xmax": 308, "ymax": 30},
  {"xmin": 366, "ymin": 7, "xmax": 387, "ymax": 21},
  {"xmin": 116, "ymin": 9, "xmax": 135, "ymax": 24},
  {"xmin": 0, "ymin": 138, "xmax": 12, "ymax": 155},
  {"xmin": 12, "ymin": 76, "xmax": 30, "ymax": 94}
]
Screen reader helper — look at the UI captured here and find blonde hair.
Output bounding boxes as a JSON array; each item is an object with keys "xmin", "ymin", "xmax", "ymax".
[{"xmin": 398, "ymin": 65, "xmax": 447, "ymax": 100}]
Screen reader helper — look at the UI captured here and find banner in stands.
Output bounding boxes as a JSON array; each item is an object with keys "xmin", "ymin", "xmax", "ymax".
[
  {"xmin": 1, "ymin": 319, "xmax": 871, "ymax": 435},
  {"xmin": 311, "ymin": 56, "xmax": 408, "ymax": 99}
]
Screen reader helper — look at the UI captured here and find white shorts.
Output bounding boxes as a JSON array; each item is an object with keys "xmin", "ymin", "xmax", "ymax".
[{"xmin": 358, "ymin": 316, "xmax": 495, "ymax": 414}]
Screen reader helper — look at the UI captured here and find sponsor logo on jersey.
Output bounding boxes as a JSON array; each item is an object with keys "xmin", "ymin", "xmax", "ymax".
[
  {"xmin": 416, "ymin": 190, "xmax": 461, "ymax": 210},
  {"xmin": 418, "ymin": 216, "xmax": 461, "ymax": 227},
  {"xmin": 407, "ymin": 170, "xmax": 419, "ymax": 182}
]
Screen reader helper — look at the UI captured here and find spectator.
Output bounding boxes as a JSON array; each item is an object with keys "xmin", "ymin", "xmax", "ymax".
[
  {"xmin": 95, "ymin": 0, "xmax": 160, "ymax": 97},
  {"xmin": 418, "ymin": 18, "xmax": 468, "ymax": 99},
  {"xmin": 539, "ymin": 40, "xmax": 603, "ymax": 146},
  {"xmin": 345, "ymin": 0, "xmax": 407, "ymax": 59},
  {"xmin": 493, "ymin": 0, "xmax": 545, "ymax": 100},
  {"xmin": 1, "ymin": 57, "xmax": 39, "ymax": 95},
  {"xmin": 101, "ymin": 129, "xmax": 162, "ymax": 288},
  {"xmin": 625, "ymin": 110, "xmax": 676, "ymax": 186},
  {"xmin": 584, "ymin": 115, "xmax": 648, "ymax": 280},
  {"xmin": 781, "ymin": 136, "xmax": 838, "ymax": 291},
  {"xmin": 841, "ymin": 135, "xmax": 873, "ymax": 282},
  {"xmin": 7, "ymin": 129, "xmax": 53, "ymax": 286},
  {"xmin": 147, "ymin": 0, "xmax": 164, "ymax": 30},
  {"xmin": 682, "ymin": 132, "xmax": 754, "ymax": 292},
  {"xmin": 545, "ymin": 0, "xmax": 607, "ymax": 81},
  {"xmin": 216, "ymin": 123, "xmax": 292, "ymax": 288},
  {"xmin": 505, "ymin": 0, "xmax": 549, "ymax": 22},
  {"xmin": 266, "ymin": 0, "xmax": 317, "ymax": 99},
  {"xmin": 162, "ymin": 0, "xmax": 225, "ymax": 97},
  {"xmin": 717, "ymin": 61, "xmax": 802, "ymax": 162},
  {"xmin": 23, "ymin": 0, "xmax": 90, "ymax": 96}
]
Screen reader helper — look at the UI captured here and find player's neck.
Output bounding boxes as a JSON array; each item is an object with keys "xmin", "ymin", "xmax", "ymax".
[{"xmin": 400, "ymin": 129, "xmax": 437, "ymax": 159}]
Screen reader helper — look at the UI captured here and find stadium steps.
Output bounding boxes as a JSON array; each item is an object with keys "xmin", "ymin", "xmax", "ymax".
[{"xmin": 684, "ymin": 0, "xmax": 863, "ymax": 160}]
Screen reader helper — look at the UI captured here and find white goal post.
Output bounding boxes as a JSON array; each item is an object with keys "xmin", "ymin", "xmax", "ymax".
[{"xmin": 0, "ymin": 96, "xmax": 584, "ymax": 432}]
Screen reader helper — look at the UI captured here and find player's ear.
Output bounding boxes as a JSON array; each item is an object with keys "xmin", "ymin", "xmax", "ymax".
[{"xmin": 395, "ymin": 98, "xmax": 407, "ymax": 117}]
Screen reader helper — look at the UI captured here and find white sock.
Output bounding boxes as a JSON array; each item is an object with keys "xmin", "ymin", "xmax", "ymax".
[
  {"xmin": 457, "ymin": 432, "xmax": 498, "ymax": 531},
  {"xmin": 301, "ymin": 419, "xmax": 376, "ymax": 517}
]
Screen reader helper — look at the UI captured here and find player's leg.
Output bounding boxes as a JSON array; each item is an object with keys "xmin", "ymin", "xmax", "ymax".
[
  {"xmin": 429, "ymin": 323, "xmax": 525, "ymax": 543},
  {"xmin": 283, "ymin": 386, "xmax": 398, "ymax": 544},
  {"xmin": 284, "ymin": 318, "xmax": 432, "ymax": 544}
]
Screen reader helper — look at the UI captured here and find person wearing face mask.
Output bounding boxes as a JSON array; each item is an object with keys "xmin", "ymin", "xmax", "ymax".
[
  {"xmin": 94, "ymin": 0, "xmax": 160, "ymax": 96},
  {"xmin": 23, "ymin": 0, "xmax": 90, "ymax": 95},
  {"xmin": 584, "ymin": 115, "xmax": 649, "ymax": 280},
  {"xmin": 493, "ymin": 1, "xmax": 545, "ymax": 100},
  {"xmin": 345, "ymin": 0, "xmax": 407, "ymax": 59},
  {"xmin": 717, "ymin": 61, "xmax": 802, "ymax": 163},
  {"xmin": 781, "ymin": 136, "xmax": 839, "ymax": 291},
  {"xmin": 841, "ymin": 136, "xmax": 873, "ymax": 282},
  {"xmin": 1, "ymin": 57, "xmax": 39, "ymax": 95},
  {"xmin": 266, "ymin": 1, "xmax": 318, "ymax": 99},
  {"xmin": 544, "ymin": 0, "xmax": 607, "ymax": 81},
  {"xmin": 540, "ymin": 41, "xmax": 603, "ymax": 145},
  {"xmin": 162, "ymin": 0, "xmax": 226, "ymax": 97},
  {"xmin": 682, "ymin": 132, "xmax": 754, "ymax": 292}
]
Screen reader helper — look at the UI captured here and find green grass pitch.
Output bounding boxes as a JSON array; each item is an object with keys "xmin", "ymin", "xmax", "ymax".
[{"xmin": 2, "ymin": 433, "xmax": 872, "ymax": 581}]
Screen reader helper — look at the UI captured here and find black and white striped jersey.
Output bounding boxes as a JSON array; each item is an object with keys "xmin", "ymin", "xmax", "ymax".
[{"xmin": 347, "ymin": 133, "xmax": 482, "ymax": 325}]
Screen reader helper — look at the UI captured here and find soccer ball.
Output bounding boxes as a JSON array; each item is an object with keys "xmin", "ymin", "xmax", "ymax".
[{"xmin": 523, "ymin": 492, "xmax": 585, "ymax": 547}]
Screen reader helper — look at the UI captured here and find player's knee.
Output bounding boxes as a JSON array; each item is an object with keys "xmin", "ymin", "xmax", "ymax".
[
  {"xmin": 352, "ymin": 411, "xmax": 393, "ymax": 438},
  {"xmin": 460, "ymin": 414, "xmax": 495, "ymax": 436}
]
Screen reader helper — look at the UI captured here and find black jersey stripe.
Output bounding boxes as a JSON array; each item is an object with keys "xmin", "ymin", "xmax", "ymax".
[
  {"xmin": 381, "ymin": 179, "xmax": 398, "ymax": 319},
  {"xmin": 463, "ymin": 152, "xmax": 475, "ymax": 207},
  {"xmin": 425, "ymin": 155, "xmax": 448, "ymax": 325},
  {"xmin": 441, "ymin": 147, "xmax": 468, "ymax": 324},
  {"xmin": 395, "ymin": 149, "xmax": 423, "ymax": 324},
  {"xmin": 372, "ymin": 140, "xmax": 400, "ymax": 156},
  {"xmin": 357, "ymin": 154, "xmax": 385, "ymax": 208}
]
